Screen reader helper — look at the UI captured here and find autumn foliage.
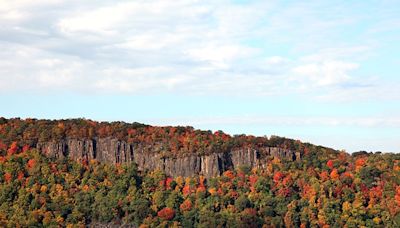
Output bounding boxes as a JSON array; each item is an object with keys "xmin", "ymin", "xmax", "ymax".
[
  {"xmin": 157, "ymin": 207, "xmax": 175, "ymax": 220},
  {"xmin": 4, "ymin": 172, "xmax": 12, "ymax": 183},
  {"xmin": 7, "ymin": 141, "xmax": 18, "ymax": 155},
  {"xmin": 0, "ymin": 117, "xmax": 400, "ymax": 227},
  {"xmin": 0, "ymin": 117, "xmax": 338, "ymax": 158},
  {"xmin": 179, "ymin": 199, "xmax": 192, "ymax": 212},
  {"xmin": 273, "ymin": 171, "xmax": 284, "ymax": 183},
  {"xmin": 326, "ymin": 160, "xmax": 334, "ymax": 169},
  {"xmin": 27, "ymin": 159, "xmax": 36, "ymax": 169}
]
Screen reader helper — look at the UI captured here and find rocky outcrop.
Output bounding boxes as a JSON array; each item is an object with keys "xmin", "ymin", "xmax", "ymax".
[
  {"xmin": 97, "ymin": 138, "xmax": 133, "ymax": 164},
  {"xmin": 36, "ymin": 137, "xmax": 301, "ymax": 178}
]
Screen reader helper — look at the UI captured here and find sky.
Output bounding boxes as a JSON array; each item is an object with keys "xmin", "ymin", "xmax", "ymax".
[{"xmin": 0, "ymin": 0, "xmax": 399, "ymax": 152}]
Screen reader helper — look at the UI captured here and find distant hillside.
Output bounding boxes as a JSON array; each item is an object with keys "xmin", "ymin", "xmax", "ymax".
[{"xmin": 0, "ymin": 117, "xmax": 338, "ymax": 177}]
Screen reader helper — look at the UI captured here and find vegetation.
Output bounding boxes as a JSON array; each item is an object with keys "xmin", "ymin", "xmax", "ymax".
[
  {"xmin": 1, "ymin": 117, "xmax": 400, "ymax": 227},
  {"xmin": 0, "ymin": 117, "xmax": 335, "ymax": 157}
]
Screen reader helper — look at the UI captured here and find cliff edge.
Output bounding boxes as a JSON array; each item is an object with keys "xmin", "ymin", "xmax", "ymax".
[{"xmin": 36, "ymin": 137, "xmax": 301, "ymax": 177}]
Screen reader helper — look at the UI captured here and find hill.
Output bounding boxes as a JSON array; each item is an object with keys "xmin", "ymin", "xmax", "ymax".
[
  {"xmin": 0, "ymin": 117, "xmax": 337, "ymax": 177},
  {"xmin": 1, "ymin": 117, "xmax": 400, "ymax": 227}
]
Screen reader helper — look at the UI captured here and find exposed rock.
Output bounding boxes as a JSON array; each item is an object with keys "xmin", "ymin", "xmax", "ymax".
[
  {"xmin": 201, "ymin": 153, "xmax": 223, "ymax": 177},
  {"xmin": 97, "ymin": 137, "xmax": 133, "ymax": 164},
  {"xmin": 36, "ymin": 137, "xmax": 300, "ymax": 177},
  {"xmin": 67, "ymin": 138, "xmax": 95, "ymax": 161},
  {"xmin": 230, "ymin": 148, "xmax": 259, "ymax": 168},
  {"xmin": 37, "ymin": 140, "xmax": 67, "ymax": 159}
]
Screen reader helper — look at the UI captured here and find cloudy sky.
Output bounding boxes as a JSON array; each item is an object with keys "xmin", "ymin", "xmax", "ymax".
[{"xmin": 1, "ymin": 0, "xmax": 399, "ymax": 152}]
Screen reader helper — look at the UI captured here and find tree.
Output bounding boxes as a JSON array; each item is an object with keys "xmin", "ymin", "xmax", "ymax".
[
  {"xmin": 124, "ymin": 198, "xmax": 152, "ymax": 225},
  {"xmin": 359, "ymin": 167, "xmax": 382, "ymax": 188},
  {"xmin": 180, "ymin": 199, "xmax": 192, "ymax": 212},
  {"xmin": 330, "ymin": 168, "xmax": 339, "ymax": 180},
  {"xmin": 7, "ymin": 142, "xmax": 18, "ymax": 156},
  {"xmin": 235, "ymin": 195, "xmax": 251, "ymax": 211},
  {"xmin": 326, "ymin": 160, "xmax": 334, "ymax": 169},
  {"xmin": 158, "ymin": 207, "xmax": 175, "ymax": 221}
]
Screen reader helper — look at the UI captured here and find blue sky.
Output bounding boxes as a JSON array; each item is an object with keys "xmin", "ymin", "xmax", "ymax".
[{"xmin": 0, "ymin": 0, "xmax": 399, "ymax": 152}]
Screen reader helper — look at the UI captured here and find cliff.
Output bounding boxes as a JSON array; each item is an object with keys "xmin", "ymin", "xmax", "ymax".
[{"xmin": 36, "ymin": 137, "xmax": 301, "ymax": 177}]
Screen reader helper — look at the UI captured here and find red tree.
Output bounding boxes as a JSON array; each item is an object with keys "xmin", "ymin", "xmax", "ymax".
[
  {"xmin": 27, "ymin": 159, "xmax": 36, "ymax": 169},
  {"xmin": 158, "ymin": 207, "xmax": 175, "ymax": 220},
  {"xmin": 22, "ymin": 145, "xmax": 30, "ymax": 153},
  {"xmin": 17, "ymin": 171, "xmax": 24, "ymax": 181},
  {"xmin": 326, "ymin": 160, "xmax": 334, "ymax": 169},
  {"xmin": 7, "ymin": 141, "xmax": 18, "ymax": 155},
  {"xmin": 273, "ymin": 171, "xmax": 284, "ymax": 183},
  {"xmin": 4, "ymin": 172, "xmax": 12, "ymax": 183},
  {"xmin": 180, "ymin": 199, "xmax": 192, "ymax": 212},
  {"xmin": 182, "ymin": 185, "xmax": 191, "ymax": 196},
  {"xmin": 330, "ymin": 168, "xmax": 339, "ymax": 180}
]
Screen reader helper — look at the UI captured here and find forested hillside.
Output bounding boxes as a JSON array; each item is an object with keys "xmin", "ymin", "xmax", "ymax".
[
  {"xmin": 0, "ymin": 117, "xmax": 334, "ymax": 157},
  {"xmin": 0, "ymin": 117, "xmax": 336, "ymax": 178},
  {"xmin": 1, "ymin": 118, "xmax": 400, "ymax": 227}
]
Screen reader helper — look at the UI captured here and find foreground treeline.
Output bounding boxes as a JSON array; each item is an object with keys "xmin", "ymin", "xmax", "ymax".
[{"xmin": 1, "ymin": 147, "xmax": 400, "ymax": 227}]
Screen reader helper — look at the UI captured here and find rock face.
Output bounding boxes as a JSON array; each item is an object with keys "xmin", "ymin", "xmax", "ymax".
[{"xmin": 36, "ymin": 137, "xmax": 300, "ymax": 178}]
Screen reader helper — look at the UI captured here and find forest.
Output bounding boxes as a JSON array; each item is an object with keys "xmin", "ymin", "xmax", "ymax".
[
  {"xmin": 0, "ymin": 117, "xmax": 335, "ymax": 158},
  {"xmin": 1, "ymin": 117, "xmax": 400, "ymax": 227}
]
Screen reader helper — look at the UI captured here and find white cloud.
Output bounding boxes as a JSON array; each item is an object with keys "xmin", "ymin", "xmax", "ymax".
[
  {"xmin": 293, "ymin": 60, "xmax": 359, "ymax": 86},
  {"xmin": 1, "ymin": 0, "xmax": 399, "ymax": 153},
  {"xmin": 57, "ymin": 2, "xmax": 135, "ymax": 35},
  {"xmin": 115, "ymin": 34, "xmax": 188, "ymax": 51},
  {"xmin": 184, "ymin": 44, "xmax": 257, "ymax": 68},
  {"xmin": 0, "ymin": 0, "xmax": 398, "ymax": 102},
  {"xmin": 94, "ymin": 66, "xmax": 182, "ymax": 93},
  {"xmin": 265, "ymin": 56, "xmax": 288, "ymax": 65},
  {"xmin": 56, "ymin": 1, "xmax": 212, "ymax": 36},
  {"xmin": 0, "ymin": 0, "xmax": 64, "ymax": 22},
  {"xmin": 0, "ymin": 43, "xmax": 84, "ymax": 91},
  {"xmin": 0, "ymin": 0, "xmax": 62, "ymax": 9},
  {"xmin": 299, "ymin": 46, "xmax": 372, "ymax": 62},
  {"xmin": 1, "ymin": 10, "xmax": 26, "ymax": 20}
]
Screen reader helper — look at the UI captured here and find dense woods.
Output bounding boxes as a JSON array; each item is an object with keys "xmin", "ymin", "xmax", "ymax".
[
  {"xmin": 1, "ymin": 117, "xmax": 400, "ymax": 227},
  {"xmin": 0, "ymin": 117, "xmax": 334, "ymax": 158}
]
